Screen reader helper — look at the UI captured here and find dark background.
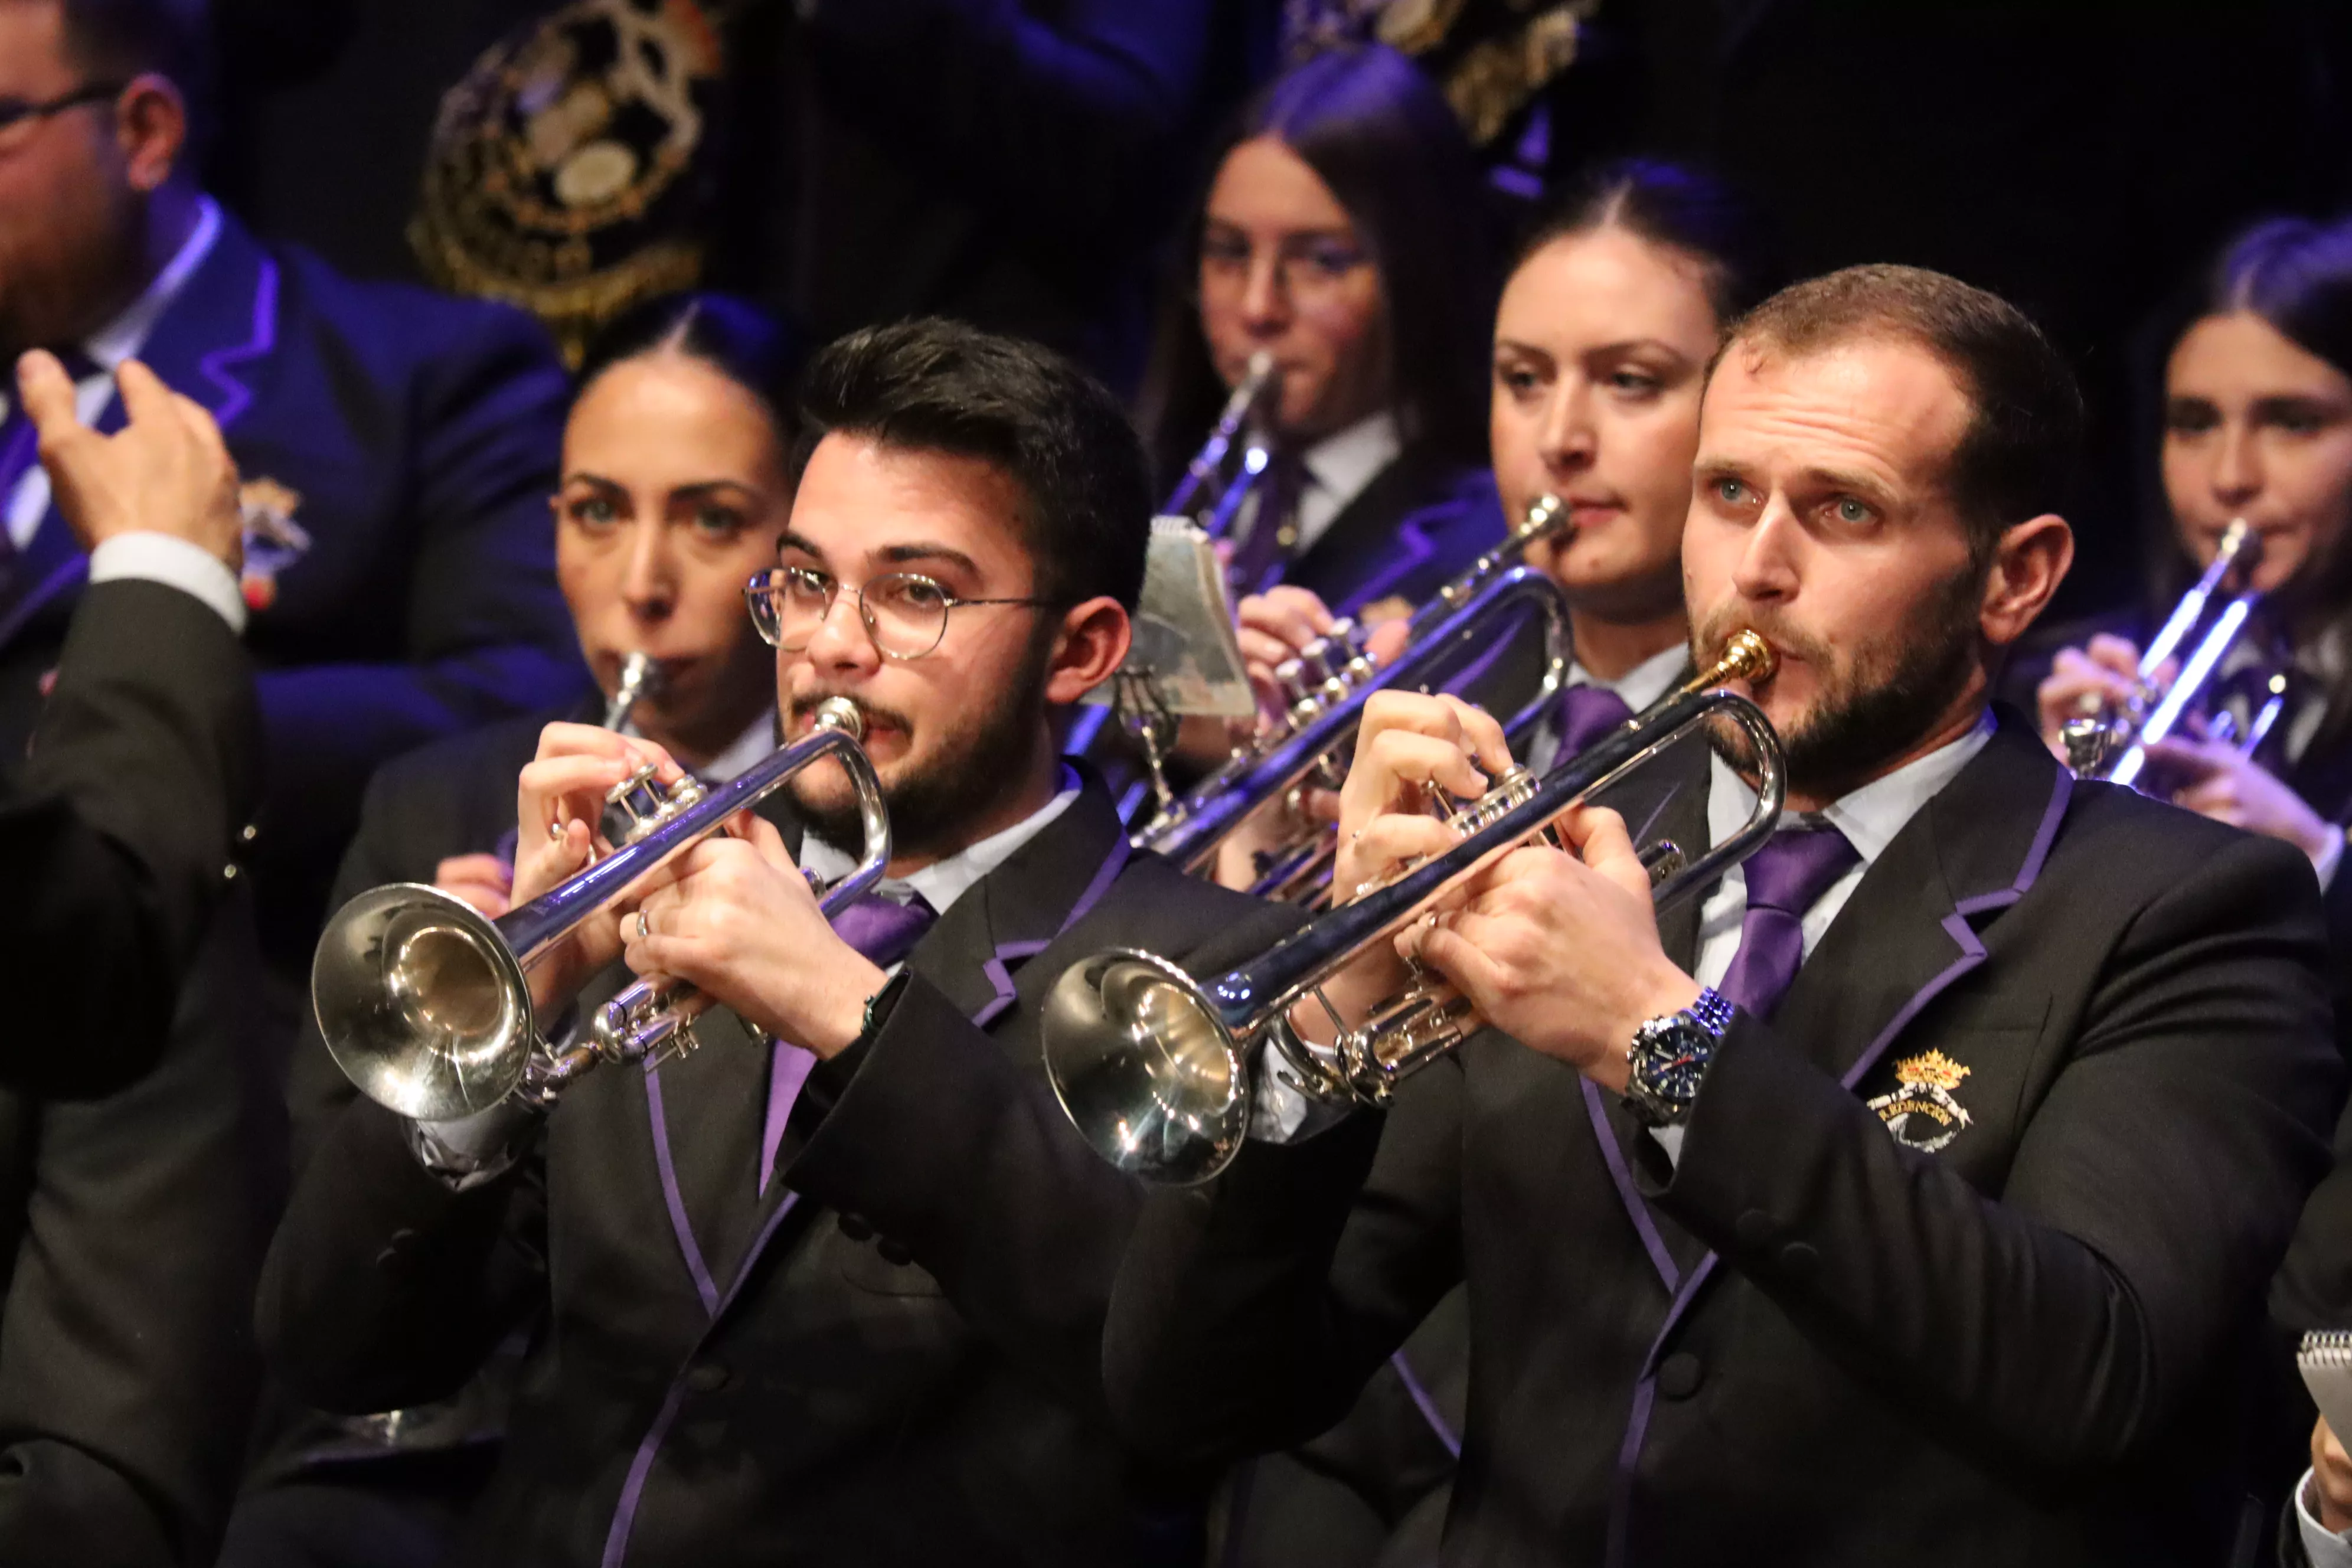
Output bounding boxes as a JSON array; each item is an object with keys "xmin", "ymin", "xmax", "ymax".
[{"xmin": 204, "ymin": 0, "xmax": 2352, "ymax": 624}]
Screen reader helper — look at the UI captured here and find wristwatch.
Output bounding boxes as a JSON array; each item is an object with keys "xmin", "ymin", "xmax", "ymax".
[{"xmin": 1622, "ymin": 988, "xmax": 1735, "ymax": 1128}]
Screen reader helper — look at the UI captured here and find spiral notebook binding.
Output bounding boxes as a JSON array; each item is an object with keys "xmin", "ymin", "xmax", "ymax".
[{"xmin": 2303, "ymin": 1330, "xmax": 2352, "ymax": 1363}]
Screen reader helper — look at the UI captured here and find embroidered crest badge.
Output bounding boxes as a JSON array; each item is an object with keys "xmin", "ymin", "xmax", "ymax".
[
  {"xmin": 237, "ymin": 476, "xmax": 312, "ymax": 613},
  {"xmin": 1866, "ymin": 1049, "xmax": 1972, "ymax": 1153}
]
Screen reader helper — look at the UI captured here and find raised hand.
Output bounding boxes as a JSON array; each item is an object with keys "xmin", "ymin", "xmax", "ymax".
[{"xmin": 18, "ymin": 351, "xmax": 242, "ymax": 568}]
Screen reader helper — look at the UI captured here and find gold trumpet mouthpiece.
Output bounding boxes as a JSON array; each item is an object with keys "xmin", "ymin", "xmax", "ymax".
[{"xmin": 1690, "ymin": 630, "xmax": 1776, "ymax": 692}]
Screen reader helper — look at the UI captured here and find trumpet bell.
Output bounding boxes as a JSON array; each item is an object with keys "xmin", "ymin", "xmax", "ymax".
[
  {"xmin": 312, "ymin": 882, "xmax": 536, "ymax": 1122},
  {"xmin": 1043, "ymin": 949, "xmax": 1248, "ymax": 1186}
]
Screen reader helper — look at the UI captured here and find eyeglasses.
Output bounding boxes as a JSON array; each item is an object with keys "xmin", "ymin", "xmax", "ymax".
[
  {"xmin": 0, "ymin": 82, "xmax": 126, "ymax": 138},
  {"xmin": 746, "ymin": 566, "xmax": 1059, "ymax": 661},
  {"xmin": 1198, "ymin": 229, "xmax": 1373, "ymax": 304}
]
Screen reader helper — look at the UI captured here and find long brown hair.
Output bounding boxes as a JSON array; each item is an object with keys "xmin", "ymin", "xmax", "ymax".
[{"xmin": 1135, "ymin": 44, "xmax": 1496, "ymax": 491}]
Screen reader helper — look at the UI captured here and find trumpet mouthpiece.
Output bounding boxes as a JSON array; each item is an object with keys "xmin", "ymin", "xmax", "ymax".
[
  {"xmin": 811, "ymin": 696, "xmax": 865, "ymax": 741},
  {"xmin": 1699, "ymin": 631, "xmax": 1776, "ymax": 690}
]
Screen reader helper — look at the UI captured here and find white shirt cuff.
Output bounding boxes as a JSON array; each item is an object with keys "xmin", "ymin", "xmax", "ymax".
[
  {"xmin": 2312, "ymin": 823, "xmax": 2347, "ymax": 893},
  {"xmin": 87, "ymin": 532, "xmax": 246, "ymax": 634},
  {"xmin": 2298, "ymin": 1469, "xmax": 2352, "ymax": 1567}
]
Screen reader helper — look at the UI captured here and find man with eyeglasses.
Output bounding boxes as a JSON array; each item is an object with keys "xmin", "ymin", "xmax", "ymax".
[
  {"xmin": 0, "ymin": 0, "xmax": 585, "ymax": 1021},
  {"xmin": 259, "ymin": 318, "xmax": 1302, "ymax": 1568}
]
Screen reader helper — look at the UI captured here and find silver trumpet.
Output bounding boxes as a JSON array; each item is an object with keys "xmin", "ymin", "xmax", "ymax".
[
  {"xmin": 2061, "ymin": 518, "xmax": 2279, "ymax": 788},
  {"xmin": 313, "ymin": 697, "xmax": 888, "ymax": 1122},
  {"xmin": 1045, "ymin": 632, "xmax": 1782, "ymax": 1185},
  {"xmin": 602, "ymin": 651, "xmax": 661, "ymax": 731},
  {"xmin": 1134, "ymin": 495, "xmax": 1575, "ymax": 900},
  {"xmin": 1165, "ymin": 349, "xmax": 1279, "ymax": 528}
]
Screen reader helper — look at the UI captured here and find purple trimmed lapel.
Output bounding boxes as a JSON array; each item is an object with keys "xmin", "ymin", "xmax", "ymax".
[
  {"xmin": 2, "ymin": 213, "xmax": 280, "ymax": 650},
  {"xmin": 1595, "ymin": 718, "xmax": 2073, "ymax": 1568}
]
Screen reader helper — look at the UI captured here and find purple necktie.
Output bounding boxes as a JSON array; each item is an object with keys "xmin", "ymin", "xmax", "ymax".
[
  {"xmin": 1224, "ymin": 449, "xmax": 1308, "ymax": 597},
  {"xmin": 1556, "ymin": 683, "xmax": 1635, "ymax": 759},
  {"xmin": 759, "ymin": 888, "xmax": 937, "ymax": 1190},
  {"xmin": 1716, "ymin": 825, "xmax": 1860, "ymax": 1021}
]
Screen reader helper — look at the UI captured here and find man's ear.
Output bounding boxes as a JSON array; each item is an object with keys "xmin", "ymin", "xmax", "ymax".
[
  {"xmin": 115, "ymin": 74, "xmax": 187, "ymax": 194},
  {"xmin": 1979, "ymin": 513, "xmax": 2073, "ymax": 649},
  {"xmin": 1042, "ymin": 597, "xmax": 1131, "ymax": 706}
]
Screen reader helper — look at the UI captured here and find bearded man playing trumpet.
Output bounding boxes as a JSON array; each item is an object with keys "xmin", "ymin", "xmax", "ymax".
[
  {"xmin": 258, "ymin": 320, "xmax": 1299, "ymax": 1568},
  {"xmin": 1099, "ymin": 266, "xmax": 2341, "ymax": 1565}
]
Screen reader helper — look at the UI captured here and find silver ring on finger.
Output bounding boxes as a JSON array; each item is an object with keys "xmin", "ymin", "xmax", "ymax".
[
  {"xmin": 635, "ymin": 910, "xmax": 651, "ymax": 940},
  {"xmin": 548, "ymin": 818, "xmax": 566, "ymax": 842}
]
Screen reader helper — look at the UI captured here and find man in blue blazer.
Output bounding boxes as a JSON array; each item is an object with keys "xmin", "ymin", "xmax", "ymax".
[{"xmin": 0, "ymin": 0, "xmax": 587, "ymax": 988}]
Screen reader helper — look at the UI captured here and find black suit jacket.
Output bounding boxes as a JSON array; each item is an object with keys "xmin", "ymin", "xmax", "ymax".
[
  {"xmin": 1284, "ymin": 455, "xmax": 1501, "ymax": 623},
  {"xmin": 0, "ymin": 206, "xmax": 589, "ymax": 984},
  {"xmin": 3, "ymin": 579, "xmax": 258, "ymax": 1095},
  {"xmin": 0, "ymin": 579, "xmax": 275, "ymax": 1566},
  {"xmin": 1106, "ymin": 713, "xmax": 2343, "ymax": 1566},
  {"xmin": 259, "ymin": 775, "xmax": 1304, "ymax": 1566}
]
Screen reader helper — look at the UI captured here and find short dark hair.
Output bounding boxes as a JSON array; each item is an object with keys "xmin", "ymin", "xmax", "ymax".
[
  {"xmin": 577, "ymin": 292, "xmax": 803, "ymax": 439},
  {"xmin": 1515, "ymin": 158, "xmax": 1784, "ymax": 325},
  {"xmin": 1719, "ymin": 264, "xmax": 2083, "ymax": 555},
  {"xmin": 1139, "ymin": 43, "xmax": 1495, "ymax": 482},
  {"xmin": 49, "ymin": 0, "xmax": 214, "ymax": 151},
  {"xmin": 790, "ymin": 319, "xmax": 1153, "ymax": 612}
]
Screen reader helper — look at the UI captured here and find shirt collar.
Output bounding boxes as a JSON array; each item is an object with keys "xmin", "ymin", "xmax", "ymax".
[
  {"xmin": 799, "ymin": 765, "xmax": 1084, "ymax": 918},
  {"xmin": 84, "ymin": 195, "xmax": 221, "ymax": 373},
  {"xmin": 1708, "ymin": 708, "xmax": 1995, "ymax": 864},
  {"xmin": 1298, "ymin": 409, "xmax": 1401, "ymax": 511},
  {"xmin": 1570, "ymin": 642, "xmax": 1687, "ymax": 714}
]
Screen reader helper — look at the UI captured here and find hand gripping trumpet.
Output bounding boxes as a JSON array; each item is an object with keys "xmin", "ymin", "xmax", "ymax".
[
  {"xmin": 1133, "ymin": 494, "xmax": 1576, "ymax": 897},
  {"xmin": 2060, "ymin": 518, "xmax": 2279, "ymax": 788},
  {"xmin": 1044, "ymin": 632, "xmax": 1783, "ymax": 1185},
  {"xmin": 313, "ymin": 698, "xmax": 889, "ymax": 1122}
]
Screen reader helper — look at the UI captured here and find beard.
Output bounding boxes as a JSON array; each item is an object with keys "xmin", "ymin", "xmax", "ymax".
[
  {"xmin": 1694, "ymin": 563, "xmax": 1985, "ymax": 802},
  {"xmin": 788, "ymin": 624, "xmax": 1058, "ymax": 862}
]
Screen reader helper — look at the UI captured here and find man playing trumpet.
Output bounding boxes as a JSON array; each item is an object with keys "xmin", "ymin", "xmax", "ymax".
[
  {"xmin": 259, "ymin": 320, "xmax": 1299, "ymax": 1567},
  {"xmin": 1103, "ymin": 266, "xmax": 2341, "ymax": 1564}
]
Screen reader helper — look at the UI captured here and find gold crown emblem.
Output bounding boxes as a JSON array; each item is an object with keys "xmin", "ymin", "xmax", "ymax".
[{"xmin": 1895, "ymin": 1050, "xmax": 1971, "ymax": 1092}]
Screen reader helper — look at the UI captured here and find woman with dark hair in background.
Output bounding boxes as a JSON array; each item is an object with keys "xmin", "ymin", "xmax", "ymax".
[
  {"xmin": 1211, "ymin": 158, "xmax": 1781, "ymax": 1568},
  {"xmin": 2028, "ymin": 217, "xmax": 2352, "ymax": 871},
  {"xmin": 1139, "ymin": 43, "xmax": 1499, "ymax": 615},
  {"xmin": 222, "ymin": 291, "xmax": 802, "ymax": 1568}
]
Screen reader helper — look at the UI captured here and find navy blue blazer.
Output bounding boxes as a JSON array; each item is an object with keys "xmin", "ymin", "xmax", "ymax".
[{"xmin": 0, "ymin": 207, "xmax": 590, "ymax": 973}]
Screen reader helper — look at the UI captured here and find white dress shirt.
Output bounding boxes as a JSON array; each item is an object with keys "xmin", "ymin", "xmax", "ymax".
[{"xmin": 2299, "ymin": 1471, "xmax": 2352, "ymax": 1567}]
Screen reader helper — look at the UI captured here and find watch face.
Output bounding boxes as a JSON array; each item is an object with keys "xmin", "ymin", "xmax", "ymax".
[{"xmin": 1639, "ymin": 1021, "xmax": 1713, "ymax": 1106}]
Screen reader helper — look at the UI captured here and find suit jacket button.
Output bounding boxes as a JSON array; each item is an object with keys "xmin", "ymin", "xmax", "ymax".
[
  {"xmin": 1656, "ymin": 1353, "xmax": 1704, "ymax": 1401},
  {"xmin": 837, "ymin": 1213, "xmax": 874, "ymax": 1242},
  {"xmin": 684, "ymin": 1363, "xmax": 730, "ymax": 1394},
  {"xmin": 1779, "ymin": 1241, "xmax": 1821, "ymax": 1283},
  {"xmin": 373, "ymin": 1227, "xmax": 419, "ymax": 1270},
  {"xmin": 1734, "ymin": 1209, "xmax": 1776, "ymax": 1248},
  {"xmin": 877, "ymin": 1237, "xmax": 913, "ymax": 1266}
]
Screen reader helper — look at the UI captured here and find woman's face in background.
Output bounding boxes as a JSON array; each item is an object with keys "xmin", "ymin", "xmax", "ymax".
[
  {"xmin": 1197, "ymin": 135, "xmax": 1391, "ymax": 443},
  {"xmin": 555, "ymin": 351, "xmax": 792, "ymax": 756},
  {"xmin": 1491, "ymin": 226, "xmax": 1722, "ymax": 623},
  {"xmin": 2164, "ymin": 309, "xmax": 2352, "ymax": 599}
]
